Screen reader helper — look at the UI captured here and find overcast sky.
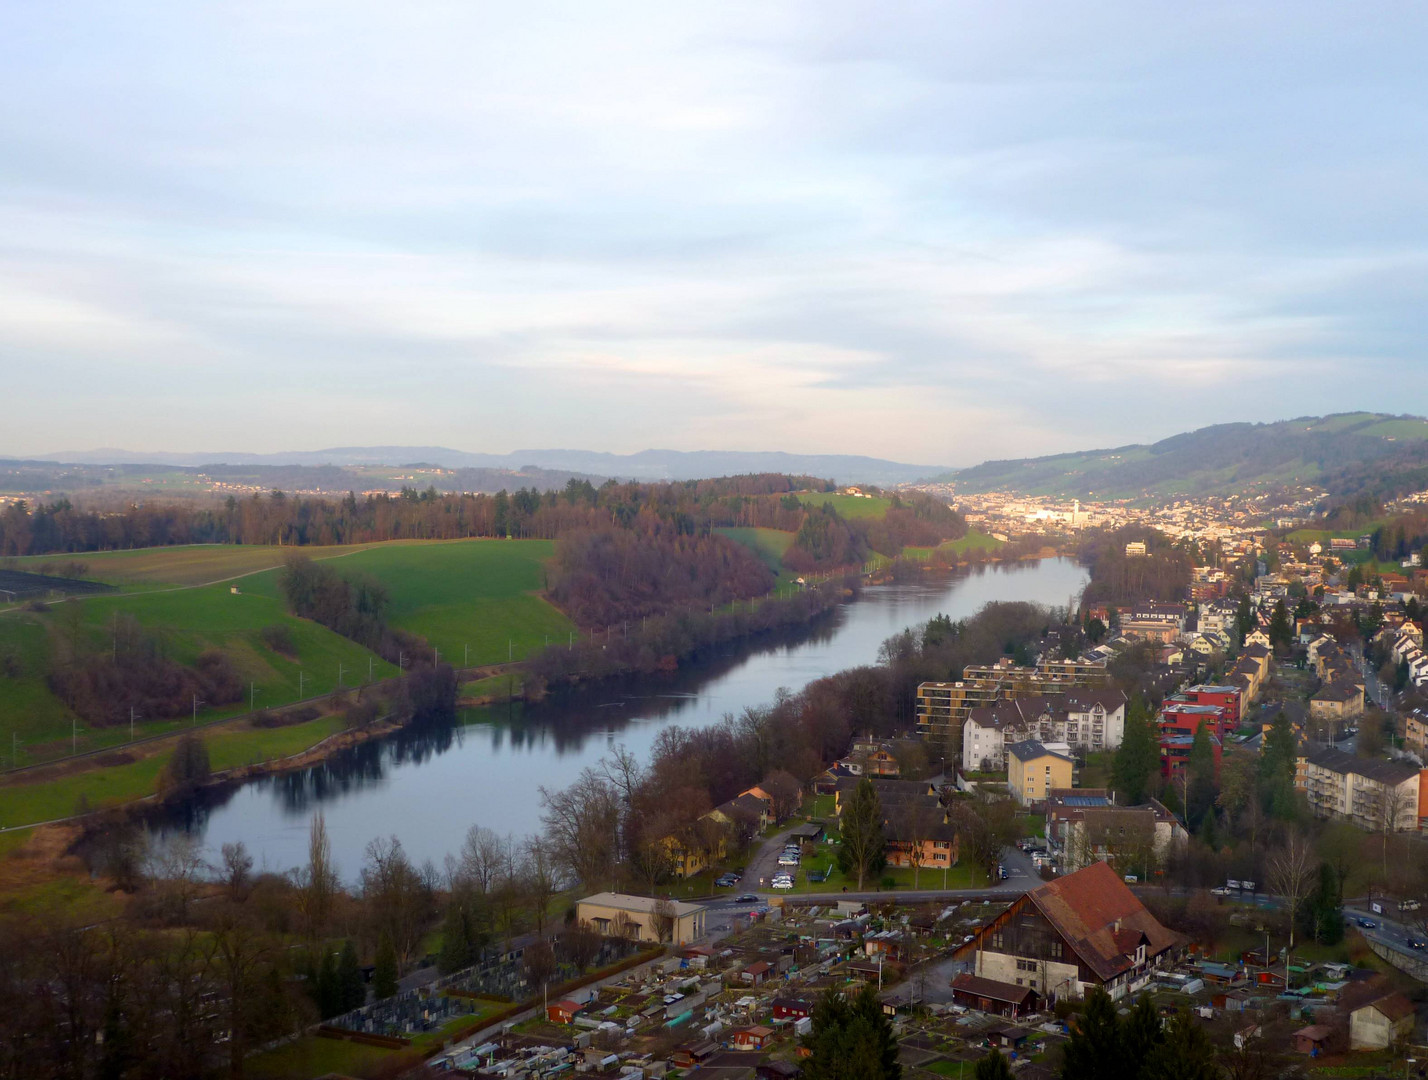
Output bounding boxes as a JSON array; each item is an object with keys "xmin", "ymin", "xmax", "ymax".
[{"xmin": 3, "ymin": 2, "xmax": 1427, "ymax": 467}]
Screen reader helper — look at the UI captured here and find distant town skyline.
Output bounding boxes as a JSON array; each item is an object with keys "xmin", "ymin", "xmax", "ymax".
[{"xmin": 4, "ymin": 2, "xmax": 1428, "ymax": 461}]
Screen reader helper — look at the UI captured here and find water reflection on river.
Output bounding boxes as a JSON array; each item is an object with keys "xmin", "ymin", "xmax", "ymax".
[{"xmin": 161, "ymin": 558, "xmax": 1087, "ymax": 879}]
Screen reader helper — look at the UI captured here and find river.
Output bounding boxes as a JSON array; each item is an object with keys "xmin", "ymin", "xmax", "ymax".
[{"xmin": 165, "ymin": 557, "xmax": 1087, "ymax": 881}]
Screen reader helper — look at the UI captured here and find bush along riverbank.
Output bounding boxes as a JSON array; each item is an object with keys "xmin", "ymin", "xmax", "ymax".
[{"xmin": 524, "ymin": 573, "xmax": 861, "ymax": 688}]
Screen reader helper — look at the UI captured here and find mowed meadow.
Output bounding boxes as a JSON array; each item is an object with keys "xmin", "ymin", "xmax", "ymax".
[{"xmin": 0, "ymin": 539, "xmax": 572, "ymax": 771}]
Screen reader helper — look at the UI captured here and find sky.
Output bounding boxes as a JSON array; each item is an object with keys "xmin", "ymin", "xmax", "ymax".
[{"xmin": 2, "ymin": 2, "xmax": 1427, "ymax": 468}]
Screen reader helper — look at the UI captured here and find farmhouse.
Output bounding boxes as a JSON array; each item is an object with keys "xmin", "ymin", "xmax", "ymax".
[{"xmin": 956, "ymin": 861, "xmax": 1180, "ymax": 1003}]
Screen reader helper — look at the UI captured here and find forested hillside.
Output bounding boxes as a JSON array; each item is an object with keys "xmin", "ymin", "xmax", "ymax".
[{"xmin": 943, "ymin": 413, "xmax": 1428, "ymax": 500}]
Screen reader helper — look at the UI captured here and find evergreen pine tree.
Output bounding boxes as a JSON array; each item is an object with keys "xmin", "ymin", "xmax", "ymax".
[
  {"xmin": 1061, "ymin": 989, "xmax": 1126, "ymax": 1080},
  {"xmin": 1121, "ymin": 994, "xmax": 1165, "ymax": 1080},
  {"xmin": 1142, "ymin": 1008, "xmax": 1218, "ymax": 1080},
  {"xmin": 973, "ymin": 1050, "xmax": 1013, "ymax": 1080},
  {"xmin": 317, "ymin": 948, "xmax": 340, "ymax": 1019},
  {"xmin": 1260, "ymin": 711, "xmax": 1299, "ymax": 820},
  {"xmin": 338, "ymin": 939, "xmax": 365, "ymax": 1012},
  {"xmin": 438, "ymin": 904, "xmax": 473, "ymax": 974},
  {"xmin": 801, "ymin": 985, "xmax": 900, "ymax": 1080},
  {"xmin": 373, "ymin": 934, "xmax": 399, "ymax": 1000},
  {"xmin": 1112, "ymin": 695, "xmax": 1159, "ymax": 805},
  {"xmin": 1185, "ymin": 722, "xmax": 1217, "ymax": 829}
]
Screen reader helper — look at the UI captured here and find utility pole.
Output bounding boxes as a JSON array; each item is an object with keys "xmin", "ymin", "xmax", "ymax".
[
  {"xmin": 298, "ymin": 671, "xmax": 307, "ymax": 698},
  {"xmin": 434, "ymin": 648, "xmax": 440, "ymax": 667},
  {"xmin": 464, "ymin": 643, "xmax": 469, "ymax": 668},
  {"xmin": 192, "ymin": 695, "xmax": 204, "ymax": 726},
  {"xmin": 250, "ymin": 682, "xmax": 257, "ymax": 712},
  {"xmin": 337, "ymin": 663, "xmax": 345, "ymax": 688},
  {"xmin": 72, "ymin": 717, "xmax": 77, "ymax": 756},
  {"xmin": 369, "ymin": 655, "xmax": 373, "ymax": 682},
  {"xmin": 508, "ymin": 639, "xmax": 513, "ymax": 662},
  {"xmin": 398, "ymin": 652, "xmax": 406, "ymax": 674},
  {"xmin": 130, "ymin": 707, "xmax": 140, "ymax": 742}
]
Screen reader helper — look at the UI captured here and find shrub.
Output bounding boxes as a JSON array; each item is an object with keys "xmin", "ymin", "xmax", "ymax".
[{"xmin": 259, "ymin": 624, "xmax": 297, "ymax": 656}]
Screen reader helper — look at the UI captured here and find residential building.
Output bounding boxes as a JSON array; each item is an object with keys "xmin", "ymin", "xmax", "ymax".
[
  {"xmin": 1044, "ymin": 789, "xmax": 1114, "ymax": 849},
  {"xmin": 1310, "ymin": 679, "xmax": 1366, "ymax": 724},
  {"xmin": 1061, "ymin": 800, "xmax": 1188, "ymax": 874},
  {"xmin": 1007, "ymin": 740, "xmax": 1074, "ymax": 807},
  {"xmin": 576, "ymin": 893, "xmax": 707, "ymax": 945},
  {"xmin": 916, "ymin": 658, "xmax": 1110, "ymax": 752},
  {"xmin": 961, "ymin": 690, "xmax": 1127, "ymax": 769},
  {"xmin": 1120, "ymin": 603, "xmax": 1186, "ymax": 644},
  {"xmin": 954, "ymin": 861, "xmax": 1181, "ymax": 1002},
  {"xmin": 1297, "ymin": 748, "xmax": 1427, "ymax": 832},
  {"xmin": 1158, "ymin": 701, "xmax": 1235, "ymax": 741},
  {"xmin": 1159, "ymin": 731, "xmax": 1221, "ymax": 781}
]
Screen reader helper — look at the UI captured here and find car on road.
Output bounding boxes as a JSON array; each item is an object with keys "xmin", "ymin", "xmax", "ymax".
[
  {"xmin": 1211, "ymin": 886, "xmax": 1233, "ymax": 897},
  {"xmin": 1358, "ymin": 918, "xmax": 1377, "ymax": 929},
  {"xmin": 997, "ymin": 864, "xmax": 1007, "ymax": 880},
  {"xmin": 1409, "ymin": 939, "xmax": 1427, "ymax": 951},
  {"xmin": 735, "ymin": 893, "xmax": 759, "ymax": 903}
]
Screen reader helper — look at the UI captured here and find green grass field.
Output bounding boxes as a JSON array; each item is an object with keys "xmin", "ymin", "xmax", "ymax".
[
  {"xmin": 0, "ymin": 539, "xmax": 567, "ymax": 768},
  {"xmin": 0, "ymin": 712, "xmax": 345, "ymax": 829},
  {"xmin": 8, "ymin": 542, "xmax": 376, "ymax": 588},
  {"xmin": 716, "ymin": 527, "xmax": 794, "ymax": 572},
  {"xmin": 799, "ymin": 493, "xmax": 892, "ymax": 519}
]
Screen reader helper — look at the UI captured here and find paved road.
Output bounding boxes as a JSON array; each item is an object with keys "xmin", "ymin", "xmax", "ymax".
[{"xmin": 1344, "ymin": 903, "xmax": 1427, "ymax": 961}]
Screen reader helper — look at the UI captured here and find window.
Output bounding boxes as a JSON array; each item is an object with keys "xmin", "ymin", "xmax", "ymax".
[{"xmin": 1016, "ymin": 958, "xmax": 1037, "ymax": 972}]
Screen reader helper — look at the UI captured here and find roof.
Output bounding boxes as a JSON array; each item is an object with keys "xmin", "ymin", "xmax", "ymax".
[
  {"xmin": 1360, "ymin": 993, "xmax": 1416, "ymax": 1022},
  {"xmin": 1304, "ymin": 747, "xmax": 1420, "ymax": 786},
  {"xmin": 578, "ymin": 892, "xmax": 706, "ymax": 918},
  {"xmin": 1312, "ymin": 680, "xmax": 1362, "ymax": 703},
  {"xmin": 1007, "ymin": 739, "xmax": 1072, "ymax": 764},
  {"xmin": 1023, "ymin": 862, "xmax": 1181, "ymax": 982},
  {"xmin": 1295, "ymin": 1025, "xmax": 1334, "ymax": 1041},
  {"xmin": 950, "ymin": 972, "xmax": 1038, "ymax": 1004}
]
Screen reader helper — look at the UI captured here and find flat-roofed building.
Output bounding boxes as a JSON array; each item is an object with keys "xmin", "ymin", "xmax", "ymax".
[
  {"xmin": 576, "ymin": 893, "xmax": 707, "ymax": 945},
  {"xmin": 1297, "ymin": 748, "xmax": 1427, "ymax": 832}
]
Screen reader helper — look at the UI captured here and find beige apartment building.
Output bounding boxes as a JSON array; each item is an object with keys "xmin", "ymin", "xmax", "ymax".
[
  {"xmin": 1297, "ymin": 748, "xmax": 1426, "ymax": 832},
  {"xmin": 1007, "ymin": 740, "xmax": 1074, "ymax": 807}
]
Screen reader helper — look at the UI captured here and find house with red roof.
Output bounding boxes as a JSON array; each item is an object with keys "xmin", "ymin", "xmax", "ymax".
[{"xmin": 953, "ymin": 861, "xmax": 1181, "ymax": 1003}]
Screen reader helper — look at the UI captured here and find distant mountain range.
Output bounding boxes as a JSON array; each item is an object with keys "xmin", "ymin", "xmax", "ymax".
[
  {"xmin": 940, "ymin": 412, "xmax": 1428, "ymax": 501},
  {"xmin": 33, "ymin": 447, "xmax": 944, "ymax": 486}
]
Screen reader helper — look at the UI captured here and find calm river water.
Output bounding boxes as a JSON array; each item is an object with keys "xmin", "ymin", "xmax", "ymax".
[{"xmin": 167, "ymin": 558, "xmax": 1087, "ymax": 881}]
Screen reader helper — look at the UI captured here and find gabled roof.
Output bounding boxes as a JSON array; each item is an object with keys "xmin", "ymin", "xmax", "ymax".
[{"xmin": 1022, "ymin": 862, "xmax": 1180, "ymax": 982}]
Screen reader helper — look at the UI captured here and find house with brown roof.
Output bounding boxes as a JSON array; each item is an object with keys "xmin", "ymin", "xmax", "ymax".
[
  {"xmin": 949, "ymin": 972, "xmax": 1039, "ymax": 1017},
  {"xmin": 954, "ymin": 861, "xmax": 1181, "ymax": 1002}
]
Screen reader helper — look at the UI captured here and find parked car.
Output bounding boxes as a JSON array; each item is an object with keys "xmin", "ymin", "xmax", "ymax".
[
  {"xmin": 772, "ymin": 878, "xmax": 794, "ymax": 890},
  {"xmin": 714, "ymin": 874, "xmax": 740, "ymax": 888},
  {"xmin": 1211, "ymin": 886, "xmax": 1233, "ymax": 897}
]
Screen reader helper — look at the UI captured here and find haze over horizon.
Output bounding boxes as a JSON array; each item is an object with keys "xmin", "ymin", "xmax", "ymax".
[{"xmin": 5, "ymin": 2, "xmax": 1428, "ymax": 461}]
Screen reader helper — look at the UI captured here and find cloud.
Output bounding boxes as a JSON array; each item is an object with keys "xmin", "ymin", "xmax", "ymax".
[{"xmin": 1, "ymin": 1, "xmax": 1427, "ymax": 463}]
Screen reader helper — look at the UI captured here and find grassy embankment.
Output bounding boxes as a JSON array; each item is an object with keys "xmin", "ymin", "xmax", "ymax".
[{"xmin": 0, "ymin": 540, "xmax": 573, "ymax": 828}]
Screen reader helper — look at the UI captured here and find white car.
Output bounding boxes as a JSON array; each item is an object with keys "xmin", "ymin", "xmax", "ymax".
[
  {"xmin": 777, "ymin": 854, "xmax": 800, "ymax": 866},
  {"xmin": 772, "ymin": 877, "xmax": 794, "ymax": 890},
  {"xmin": 1210, "ymin": 886, "xmax": 1233, "ymax": 897}
]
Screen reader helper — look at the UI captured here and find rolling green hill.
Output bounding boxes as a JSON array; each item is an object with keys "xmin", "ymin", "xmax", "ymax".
[
  {"xmin": 0, "ymin": 539, "xmax": 571, "ymax": 766},
  {"xmin": 941, "ymin": 412, "xmax": 1428, "ymax": 500}
]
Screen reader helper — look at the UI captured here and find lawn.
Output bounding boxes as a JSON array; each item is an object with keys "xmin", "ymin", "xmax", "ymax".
[
  {"xmin": 460, "ymin": 673, "xmax": 525, "ymax": 700},
  {"xmin": 799, "ymin": 493, "xmax": 892, "ymax": 520},
  {"xmin": 775, "ymin": 853, "xmax": 985, "ymax": 894},
  {"xmin": 8, "ymin": 542, "xmax": 376, "ymax": 588},
  {"xmin": 249, "ymin": 998, "xmax": 506, "ymax": 1079},
  {"xmin": 242, "ymin": 539, "xmax": 573, "ymax": 667},
  {"xmin": 0, "ymin": 712, "xmax": 344, "ymax": 829},
  {"xmin": 717, "ymin": 527, "xmax": 794, "ymax": 573}
]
